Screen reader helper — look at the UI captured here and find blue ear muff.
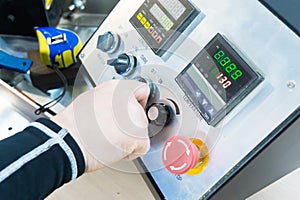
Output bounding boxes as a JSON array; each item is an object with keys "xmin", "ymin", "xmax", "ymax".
[{"xmin": 35, "ymin": 26, "xmax": 82, "ymax": 68}]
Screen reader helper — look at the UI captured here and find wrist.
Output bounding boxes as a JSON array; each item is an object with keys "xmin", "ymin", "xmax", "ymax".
[
  {"xmin": 51, "ymin": 112, "xmax": 95, "ymax": 172},
  {"xmin": 37, "ymin": 117, "xmax": 86, "ymax": 174}
]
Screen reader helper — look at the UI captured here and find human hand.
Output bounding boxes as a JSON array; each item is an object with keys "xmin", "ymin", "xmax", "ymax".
[{"xmin": 51, "ymin": 80, "xmax": 150, "ymax": 172}]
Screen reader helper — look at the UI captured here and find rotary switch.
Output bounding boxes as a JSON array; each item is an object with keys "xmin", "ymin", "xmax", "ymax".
[
  {"xmin": 134, "ymin": 77, "xmax": 160, "ymax": 106},
  {"xmin": 139, "ymin": 79, "xmax": 175, "ymax": 137},
  {"xmin": 107, "ymin": 53, "xmax": 137, "ymax": 77},
  {"xmin": 146, "ymin": 102, "xmax": 174, "ymax": 138},
  {"xmin": 146, "ymin": 103, "xmax": 173, "ymax": 127},
  {"xmin": 162, "ymin": 136, "xmax": 209, "ymax": 175},
  {"xmin": 97, "ymin": 31, "xmax": 120, "ymax": 53}
]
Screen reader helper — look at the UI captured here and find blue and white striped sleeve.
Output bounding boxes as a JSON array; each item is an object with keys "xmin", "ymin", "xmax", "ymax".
[{"xmin": 0, "ymin": 118, "xmax": 86, "ymax": 200}]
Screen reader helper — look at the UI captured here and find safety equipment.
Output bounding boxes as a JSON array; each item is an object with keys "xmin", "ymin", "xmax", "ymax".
[{"xmin": 35, "ymin": 26, "xmax": 82, "ymax": 68}]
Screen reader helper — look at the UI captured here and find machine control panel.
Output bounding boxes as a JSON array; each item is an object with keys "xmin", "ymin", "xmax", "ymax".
[
  {"xmin": 130, "ymin": 0, "xmax": 200, "ymax": 56},
  {"xmin": 79, "ymin": 0, "xmax": 300, "ymax": 199},
  {"xmin": 176, "ymin": 34, "xmax": 264, "ymax": 126}
]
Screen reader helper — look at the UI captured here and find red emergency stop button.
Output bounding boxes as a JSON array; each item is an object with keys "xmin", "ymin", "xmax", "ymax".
[{"xmin": 162, "ymin": 136, "xmax": 200, "ymax": 175}]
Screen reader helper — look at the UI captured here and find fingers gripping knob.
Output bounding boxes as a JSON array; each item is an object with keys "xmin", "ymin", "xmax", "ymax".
[
  {"xmin": 147, "ymin": 80, "xmax": 160, "ymax": 105},
  {"xmin": 133, "ymin": 77, "xmax": 160, "ymax": 105},
  {"xmin": 133, "ymin": 78, "xmax": 175, "ymax": 137}
]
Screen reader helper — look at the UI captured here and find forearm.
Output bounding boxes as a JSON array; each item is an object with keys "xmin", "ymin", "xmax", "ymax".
[{"xmin": 0, "ymin": 118, "xmax": 85, "ymax": 200}]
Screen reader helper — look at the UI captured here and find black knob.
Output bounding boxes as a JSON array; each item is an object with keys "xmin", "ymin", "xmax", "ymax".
[
  {"xmin": 97, "ymin": 31, "xmax": 120, "ymax": 53},
  {"xmin": 147, "ymin": 80, "xmax": 160, "ymax": 106},
  {"xmin": 146, "ymin": 103, "xmax": 174, "ymax": 127},
  {"xmin": 107, "ymin": 53, "xmax": 137, "ymax": 77},
  {"xmin": 133, "ymin": 77, "xmax": 160, "ymax": 105}
]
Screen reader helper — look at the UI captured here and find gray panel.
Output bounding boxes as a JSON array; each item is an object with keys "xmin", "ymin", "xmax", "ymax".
[
  {"xmin": 211, "ymin": 109, "xmax": 300, "ymax": 200},
  {"xmin": 79, "ymin": 0, "xmax": 300, "ymax": 199},
  {"xmin": 259, "ymin": 0, "xmax": 300, "ymax": 37},
  {"xmin": 63, "ymin": 0, "xmax": 119, "ymax": 14}
]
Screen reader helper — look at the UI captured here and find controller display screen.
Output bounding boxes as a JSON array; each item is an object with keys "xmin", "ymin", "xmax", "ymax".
[
  {"xmin": 130, "ymin": 0, "xmax": 199, "ymax": 56},
  {"xmin": 176, "ymin": 33, "xmax": 264, "ymax": 126}
]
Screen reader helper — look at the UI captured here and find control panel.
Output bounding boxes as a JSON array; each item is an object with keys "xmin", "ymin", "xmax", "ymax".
[
  {"xmin": 176, "ymin": 33, "xmax": 264, "ymax": 126},
  {"xmin": 130, "ymin": 0, "xmax": 200, "ymax": 57},
  {"xmin": 78, "ymin": 0, "xmax": 300, "ymax": 199}
]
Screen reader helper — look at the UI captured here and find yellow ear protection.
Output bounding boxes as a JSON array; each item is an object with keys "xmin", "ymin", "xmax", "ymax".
[
  {"xmin": 45, "ymin": 0, "xmax": 53, "ymax": 10},
  {"xmin": 35, "ymin": 26, "xmax": 82, "ymax": 69},
  {"xmin": 34, "ymin": 27, "xmax": 83, "ymax": 114}
]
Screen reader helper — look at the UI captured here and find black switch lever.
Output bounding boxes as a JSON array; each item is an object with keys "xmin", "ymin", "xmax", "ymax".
[{"xmin": 107, "ymin": 53, "xmax": 137, "ymax": 77}]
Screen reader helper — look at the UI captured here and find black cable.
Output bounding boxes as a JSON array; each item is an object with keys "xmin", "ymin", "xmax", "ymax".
[{"xmin": 35, "ymin": 65, "xmax": 68, "ymax": 115}]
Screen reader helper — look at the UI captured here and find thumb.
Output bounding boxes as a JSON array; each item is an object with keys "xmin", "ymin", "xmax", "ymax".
[{"xmin": 133, "ymin": 82, "xmax": 150, "ymax": 108}]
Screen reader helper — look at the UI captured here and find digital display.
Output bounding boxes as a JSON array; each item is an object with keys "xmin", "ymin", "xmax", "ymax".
[
  {"xmin": 158, "ymin": 0, "xmax": 186, "ymax": 20},
  {"xmin": 213, "ymin": 49, "xmax": 243, "ymax": 81},
  {"xmin": 130, "ymin": 0, "xmax": 200, "ymax": 56},
  {"xmin": 150, "ymin": 4, "xmax": 174, "ymax": 31},
  {"xmin": 176, "ymin": 33, "xmax": 264, "ymax": 126}
]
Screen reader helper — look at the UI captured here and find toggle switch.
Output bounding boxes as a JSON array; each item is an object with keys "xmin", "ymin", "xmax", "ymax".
[
  {"xmin": 107, "ymin": 53, "xmax": 137, "ymax": 77},
  {"xmin": 97, "ymin": 31, "xmax": 120, "ymax": 53},
  {"xmin": 162, "ymin": 136, "xmax": 209, "ymax": 175}
]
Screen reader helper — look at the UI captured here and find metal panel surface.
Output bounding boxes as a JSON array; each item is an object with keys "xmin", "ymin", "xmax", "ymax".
[
  {"xmin": 79, "ymin": 0, "xmax": 300, "ymax": 199},
  {"xmin": 0, "ymin": 80, "xmax": 48, "ymax": 140},
  {"xmin": 259, "ymin": 0, "xmax": 300, "ymax": 37},
  {"xmin": 211, "ymin": 110, "xmax": 300, "ymax": 200}
]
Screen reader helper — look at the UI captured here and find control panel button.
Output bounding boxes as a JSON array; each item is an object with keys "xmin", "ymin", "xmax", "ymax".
[
  {"xmin": 107, "ymin": 53, "xmax": 137, "ymax": 77},
  {"xmin": 146, "ymin": 103, "xmax": 173, "ymax": 127},
  {"xmin": 162, "ymin": 136, "xmax": 200, "ymax": 175},
  {"xmin": 97, "ymin": 31, "xmax": 120, "ymax": 53}
]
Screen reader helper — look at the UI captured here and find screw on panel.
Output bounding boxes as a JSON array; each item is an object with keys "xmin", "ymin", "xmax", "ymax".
[
  {"xmin": 80, "ymin": 53, "xmax": 85, "ymax": 59},
  {"xmin": 287, "ymin": 80, "xmax": 296, "ymax": 89}
]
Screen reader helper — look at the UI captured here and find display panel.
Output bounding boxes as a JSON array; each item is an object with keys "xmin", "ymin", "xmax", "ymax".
[
  {"xmin": 150, "ymin": 4, "xmax": 174, "ymax": 31},
  {"xmin": 176, "ymin": 33, "xmax": 264, "ymax": 126},
  {"xmin": 158, "ymin": 0, "xmax": 186, "ymax": 20},
  {"xmin": 130, "ymin": 0, "xmax": 200, "ymax": 56}
]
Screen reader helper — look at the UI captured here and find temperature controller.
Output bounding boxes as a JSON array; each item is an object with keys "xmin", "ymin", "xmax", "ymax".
[
  {"xmin": 130, "ymin": 0, "xmax": 200, "ymax": 56},
  {"xmin": 176, "ymin": 33, "xmax": 264, "ymax": 126}
]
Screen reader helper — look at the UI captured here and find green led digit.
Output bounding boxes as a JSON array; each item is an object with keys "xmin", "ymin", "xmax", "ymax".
[
  {"xmin": 225, "ymin": 63, "xmax": 237, "ymax": 74},
  {"xmin": 165, "ymin": 20, "xmax": 174, "ymax": 31},
  {"xmin": 213, "ymin": 50, "xmax": 225, "ymax": 61},
  {"xmin": 231, "ymin": 70, "xmax": 243, "ymax": 80},
  {"xmin": 161, "ymin": 15, "xmax": 173, "ymax": 31},
  {"xmin": 220, "ymin": 57, "xmax": 231, "ymax": 67}
]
